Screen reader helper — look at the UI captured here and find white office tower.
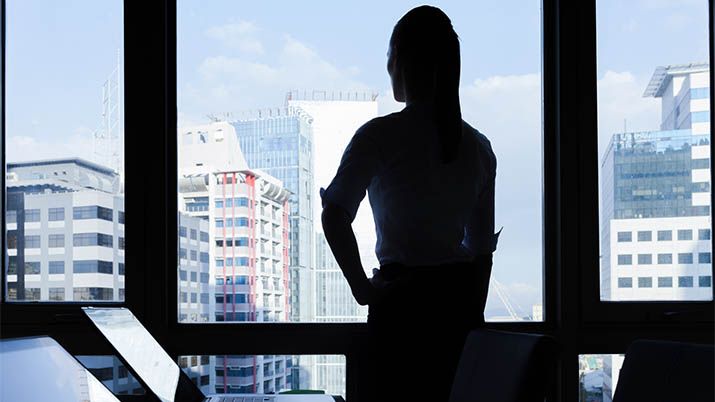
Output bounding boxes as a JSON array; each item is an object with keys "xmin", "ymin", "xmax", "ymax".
[
  {"xmin": 601, "ymin": 63, "xmax": 712, "ymax": 301},
  {"xmin": 286, "ymin": 91, "xmax": 378, "ymax": 397},
  {"xmin": 178, "ymin": 121, "xmax": 292, "ymax": 394},
  {"xmin": 5, "ymin": 158, "xmax": 124, "ymax": 302}
]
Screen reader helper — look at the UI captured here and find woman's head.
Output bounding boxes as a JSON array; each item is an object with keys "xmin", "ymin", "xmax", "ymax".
[{"xmin": 388, "ymin": 5, "xmax": 462, "ymax": 162}]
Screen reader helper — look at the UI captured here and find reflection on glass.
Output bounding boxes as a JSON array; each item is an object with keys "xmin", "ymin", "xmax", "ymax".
[
  {"xmin": 597, "ymin": 0, "xmax": 712, "ymax": 301},
  {"xmin": 579, "ymin": 354, "xmax": 625, "ymax": 402},
  {"xmin": 75, "ymin": 356, "xmax": 145, "ymax": 396},
  {"xmin": 0, "ymin": 337, "xmax": 119, "ymax": 402},
  {"xmin": 83, "ymin": 308, "xmax": 179, "ymax": 402}
]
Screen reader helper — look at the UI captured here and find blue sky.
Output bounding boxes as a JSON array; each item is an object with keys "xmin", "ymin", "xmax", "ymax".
[{"xmin": 5, "ymin": 0, "xmax": 711, "ymax": 316}]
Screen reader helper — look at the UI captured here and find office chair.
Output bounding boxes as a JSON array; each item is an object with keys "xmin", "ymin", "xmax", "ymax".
[
  {"xmin": 449, "ymin": 329, "xmax": 558, "ymax": 402},
  {"xmin": 612, "ymin": 339, "xmax": 714, "ymax": 402}
]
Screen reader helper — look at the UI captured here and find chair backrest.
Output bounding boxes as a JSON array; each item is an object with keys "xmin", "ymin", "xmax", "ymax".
[
  {"xmin": 613, "ymin": 339, "xmax": 715, "ymax": 402},
  {"xmin": 449, "ymin": 329, "xmax": 558, "ymax": 402}
]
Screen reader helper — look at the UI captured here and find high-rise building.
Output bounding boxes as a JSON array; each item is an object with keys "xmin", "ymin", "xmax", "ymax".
[
  {"xmin": 5, "ymin": 158, "xmax": 125, "ymax": 302},
  {"xmin": 231, "ymin": 108, "xmax": 314, "ymax": 324},
  {"xmin": 601, "ymin": 63, "xmax": 712, "ymax": 301},
  {"xmin": 179, "ymin": 121, "xmax": 292, "ymax": 394}
]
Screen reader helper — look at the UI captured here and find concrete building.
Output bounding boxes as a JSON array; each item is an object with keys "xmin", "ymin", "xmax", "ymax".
[
  {"xmin": 179, "ymin": 121, "xmax": 292, "ymax": 394},
  {"xmin": 601, "ymin": 63, "xmax": 712, "ymax": 301},
  {"xmin": 5, "ymin": 158, "xmax": 125, "ymax": 302}
]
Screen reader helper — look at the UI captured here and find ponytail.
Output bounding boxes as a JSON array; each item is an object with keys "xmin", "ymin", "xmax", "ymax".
[{"xmin": 391, "ymin": 6, "xmax": 463, "ymax": 163}]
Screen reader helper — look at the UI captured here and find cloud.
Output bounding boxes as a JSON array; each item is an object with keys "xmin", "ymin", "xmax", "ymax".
[
  {"xmin": 181, "ymin": 34, "xmax": 369, "ymax": 119},
  {"xmin": 7, "ymin": 129, "xmax": 95, "ymax": 164},
  {"xmin": 597, "ymin": 70, "xmax": 659, "ymax": 156},
  {"xmin": 206, "ymin": 21, "xmax": 265, "ymax": 55}
]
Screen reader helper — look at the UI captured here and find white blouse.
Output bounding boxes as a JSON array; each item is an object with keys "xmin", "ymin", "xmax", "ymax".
[{"xmin": 321, "ymin": 102, "xmax": 499, "ymax": 267}]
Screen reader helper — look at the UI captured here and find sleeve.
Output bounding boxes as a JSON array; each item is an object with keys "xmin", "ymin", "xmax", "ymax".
[
  {"xmin": 462, "ymin": 145, "xmax": 499, "ymax": 255},
  {"xmin": 320, "ymin": 127, "xmax": 380, "ymax": 222}
]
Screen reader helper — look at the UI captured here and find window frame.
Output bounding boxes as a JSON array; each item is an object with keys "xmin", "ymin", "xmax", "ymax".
[{"xmin": 0, "ymin": 1, "xmax": 712, "ymax": 402}]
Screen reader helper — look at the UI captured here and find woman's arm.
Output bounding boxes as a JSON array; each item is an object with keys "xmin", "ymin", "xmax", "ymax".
[{"xmin": 321, "ymin": 203, "xmax": 376, "ymax": 306}]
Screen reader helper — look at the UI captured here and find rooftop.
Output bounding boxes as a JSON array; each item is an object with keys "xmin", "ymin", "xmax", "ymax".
[
  {"xmin": 643, "ymin": 62, "xmax": 709, "ymax": 98},
  {"xmin": 7, "ymin": 157, "xmax": 117, "ymax": 177}
]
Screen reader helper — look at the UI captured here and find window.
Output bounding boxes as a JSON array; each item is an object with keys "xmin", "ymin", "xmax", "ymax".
[
  {"xmin": 25, "ymin": 235, "xmax": 41, "ymax": 248},
  {"xmin": 48, "ymin": 234, "xmax": 64, "ymax": 248},
  {"xmin": 190, "ymin": 250, "xmax": 197, "ymax": 261},
  {"xmin": 179, "ymin": 248, "xmax": 187, "ymax": 260},
  {"xmin": 698, "ymin": 252, "xmax": 711, "ymax": 264},
  {"xmin": 636, "ymin": 231, "xmax": 651, "ymax": 242},
  {"xmin": 678, "ymin": 276, "xmax": 694, "ymax": 288},
  {"xmin": 73, "ymin": 260, "xmax": 113, "ymax": 274},
  {"xmin": 49, "ymin": 288, "xmax": 65, "ymax": 301},
  {"xmin": 118, "ymin": 237, "xmax": 125, "ymax": 250},
  {"xmin": 677, "ymin": 230, "xmax": 693, "ymax": 241},
  {"xmin": 617, "ymin": 232, "xmax": 631, "ymax": 242},
  {"xmin": 678, "ymin": 253, "xmax": 694, "ymax": 264},
  {"xmin": 118, "ymin": 263, "xmax": 125, "ymax": 275},
  {"xmin": 190, "ymin": 229, "xmax": 197, "ymax": 240},
  {"xmin": 699, "ymin": 276, "xmax": 712, "ymax": 287},
  {"xmin": 657, "ymin": 230, "xmax": 672, "ymax": 241},
  {"xmin": 118, "ymin": 211, "xmax": 126, "ymax": 224},
  {"xmin": 637, "ymin": 254, "xmax": 652, "ymax": 265},
  {"xmin": 637, "ymin": 277, "xmax": 652, "ymax": 288},
  {"xmin": 698, "ymin": 229, "xmax": 711, "ymax": 240},
  {"xmin": 617, "ymin": 255, "xmax": 632, "ymax": 265},
  {"xmin": 25, "ymin": 209, "xmax": 40, "ymax": 222},
  {"xmin": 6, "ymin": 210, "xmax": 17, "ymax": 223},
  {"xmin": 48, "ymin": 208, "xmax": 65, "ymax": 221},
  {"xmin": 657, "ymin": 254, "xmax": 673, "ymax": 265},
  {"xmin": 658, "ymin": 277, "xmax": 673, "ymax": 288},
  {"xmin": 73, "ymin": 233, "xmax": 113, "ymax": 247},
  {"xmin": 24, "ymin": 288, "xmax": 41, "ymax": 301},
  {"xmin": 72, "ymin": 287, "xmax": 114, "ymax": 301},
  {"xmin": 73, "ymin": 206, "xmax": 113, "ymax": 222},
  {"xmin": 179, "ymin": 226, "xmax": 187, "ymax": 237},
  {"xmin": 617, "ymin": 278, "xmax": 632, "ymax": 288},
  {"xmin": 25, "ymin": 262, "xmax": 41, "ymax": 275},
  {"xmin": 49, "ymin": 261, "xmax": 65, "ymax": 274},
  {"xmin": 200, "ymin": 231, "xmax": 209, "ymax": 242}
]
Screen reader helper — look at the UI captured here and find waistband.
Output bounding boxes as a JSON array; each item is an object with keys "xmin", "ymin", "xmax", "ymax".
[{"xmin": 379, "ymin": 260, "xmax": 478, "ymax": 282}]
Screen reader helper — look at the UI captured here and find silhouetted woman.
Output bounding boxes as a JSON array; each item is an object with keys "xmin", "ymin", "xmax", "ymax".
[{"xmin": 321, "ymin": 6, "xmax": 498, "ymax": 401}]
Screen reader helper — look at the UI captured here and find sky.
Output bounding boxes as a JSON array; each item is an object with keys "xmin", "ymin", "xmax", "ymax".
[{"xmin": 4, "ymin": 0, "xmax": 711, "ymax": 317}]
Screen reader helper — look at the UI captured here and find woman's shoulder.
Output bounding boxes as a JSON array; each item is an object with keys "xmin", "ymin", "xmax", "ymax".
[{"xmin": 462, "ymin": 122, "xmax": 497, "ymax": 168}]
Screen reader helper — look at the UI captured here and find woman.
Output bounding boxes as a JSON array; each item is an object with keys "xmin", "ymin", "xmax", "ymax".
[{"xmin": 321, "ymin": 6, "xmax": 498, "ymax": 401}]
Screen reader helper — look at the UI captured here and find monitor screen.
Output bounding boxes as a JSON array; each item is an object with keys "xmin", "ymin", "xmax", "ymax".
[
  {"xmin": 83, "ymin": 307, "xmax": 180, "ymax": 402},
  {"xmin": 0, "ymin": 337, "xmax": 119, "ymax": 402}
]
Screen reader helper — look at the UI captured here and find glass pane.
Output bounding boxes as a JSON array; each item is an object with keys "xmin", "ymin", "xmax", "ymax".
[
  {"xmin": 579, "ymin": 354, "xmax": 625, "ymax": 402},
  {"xmin": 4, "ymin": 1, "xmax": 125, "ymax": 302},
  {"xmin": 179, "ymin": 355, "xmax": 345, "ymax": 399},
  {"xmin": 597, "ymin": 1, "xmax": 712, "ymax": 301},
  {"xmin": 177, "ymin": 1, "xmax": 543, "ymax": 324},
  {"xmin": 75, "ymin": 356, "xmax": 146, "ymax": 396}
]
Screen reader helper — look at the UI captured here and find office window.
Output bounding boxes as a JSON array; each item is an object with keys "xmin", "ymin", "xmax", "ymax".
[
  {"xmin": 73, "ymin": 260, "xmax": 113, "ymax": 274},
  {"xmin": 617, "ymin": 278, "xmax": 632, "ymax": 288},
  {"xmin": 73, "ymin": 206, "xmax": 113, "ymax": 222},
  {"xmin": 678, "ymin": 253, "xmax": 694, "ymax": 264},
  {"xmin": 200, "ymin": 231, "xmax": 209, "ymax": 242},
  {"xmin": 6, "ymin": 210, "xmax": 17, "ymax": 223},
  {"xmin": 700, "ymin": 276, "xmax": 712, "ymax": 287},
  {"xmin": 698, "ymin": 229, "xmax": 711, "ymax": 240},
  {"xmin": 72, "ymin": 287, "xmax": 113, "ymax": 301},
  {"xmin": 637, "ymin": 277, "xmax": 652, "ymax": 288},
  {"xmin": 617, "ymin": 231, "xmax": 631, "ymax": 242},
  {"xmin": 25, "ymin": 235, "xmax": 41, "ymax": 249},
  {"xmin": 658, "ymin": 277, "xmax": 673, "ymax": 288},
  {"xmin": 49, "ymin": 288, "xmax": 65, "ymax": 301},
  {"xmin": 657, "ymin": 254, "xmax": 672, "ymax": 265},
  {"xmin": 179, "ymin": 226, "xmax": 187, "ymax": 237},
  {"xmin": 24, "ymin": 209, "xmax": 40, "ymax": 222},
  {"xmin": 180, "ymin": 270, "xmax": 187, "ymax": 281},
  {"xmin": 617, "ymin": 255, "xmax": 632, "ymax": 265},
  {"xmin": 118, "ymin": 237, "xmax": 125, "ymax": 250},
  {"xmin": 179, "ymin": 248, "xmax": 188, "ymax": 260},
  {"xmin": 48, "ymin": 207, "xmax": 65, "ymax": 221},
  {"xmin": 636, "ymin": 231, "xmax": 651, "ymax": 242},
  {"xmin": 677, "ymin": 230, "xmax": 693, "ymax": 241},
  {"xmin": 49, "ymin": 261, "xmax": 65, "ymax": 274},
  {"xmin": 25, "ymin": 262, "xmax": 41, "ymax": 275},
  {"xmin": 118, "ymin": 263, "xmax": 125, "ymax": 275},
  {"xmin": 637, "ymin": 254, "xmax": 651, "ymax": 265},
  {"xmin": 75, "ymin": 357, "xmax": 144, "ymax": 395},
  {"xmin": 48, "ymin": 234, "xmax": 65, "ymax": 248},
  {"xmin": 25, "ymin": 288, "xmax": 41, "ymax": 300},
  {"xmin": 73, "ymin": 233, "xmax": 113, "ymax": 248},
  {"xmin": 657, "ymin": 230, "xmax": 672, "ymax": 241},
  {"xmin": 190, "ymin": 250, "xmax": 197, "ymax": 261},
  {"xmin": 177, "ymin": 1, "xmax": 544, "ymax": 324},
  {"xmin": 118, "ymin": 211, "xmax": 125, "ymax": 224},
  {"xmin": 190, "ymin": 272, "xmax": 197, "ymax": 282},
  {"xmin": 698, "ymin": 252, "xmax": 711, "ymax": 264},
  {"xmin": 678, "ymin": 276, "xmax": 694, "ymax": 288}
]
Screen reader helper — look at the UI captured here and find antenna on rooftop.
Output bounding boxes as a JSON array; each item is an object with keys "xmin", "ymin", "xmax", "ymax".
[{"xmin": 93, "ymin": 48, "xmax": 123, "ymax": 178}]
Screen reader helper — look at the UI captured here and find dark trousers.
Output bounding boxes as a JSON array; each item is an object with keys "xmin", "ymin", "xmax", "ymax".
[{"xmin": 359, "ymin": 256, "xmax": 492, "ymax": 402}]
